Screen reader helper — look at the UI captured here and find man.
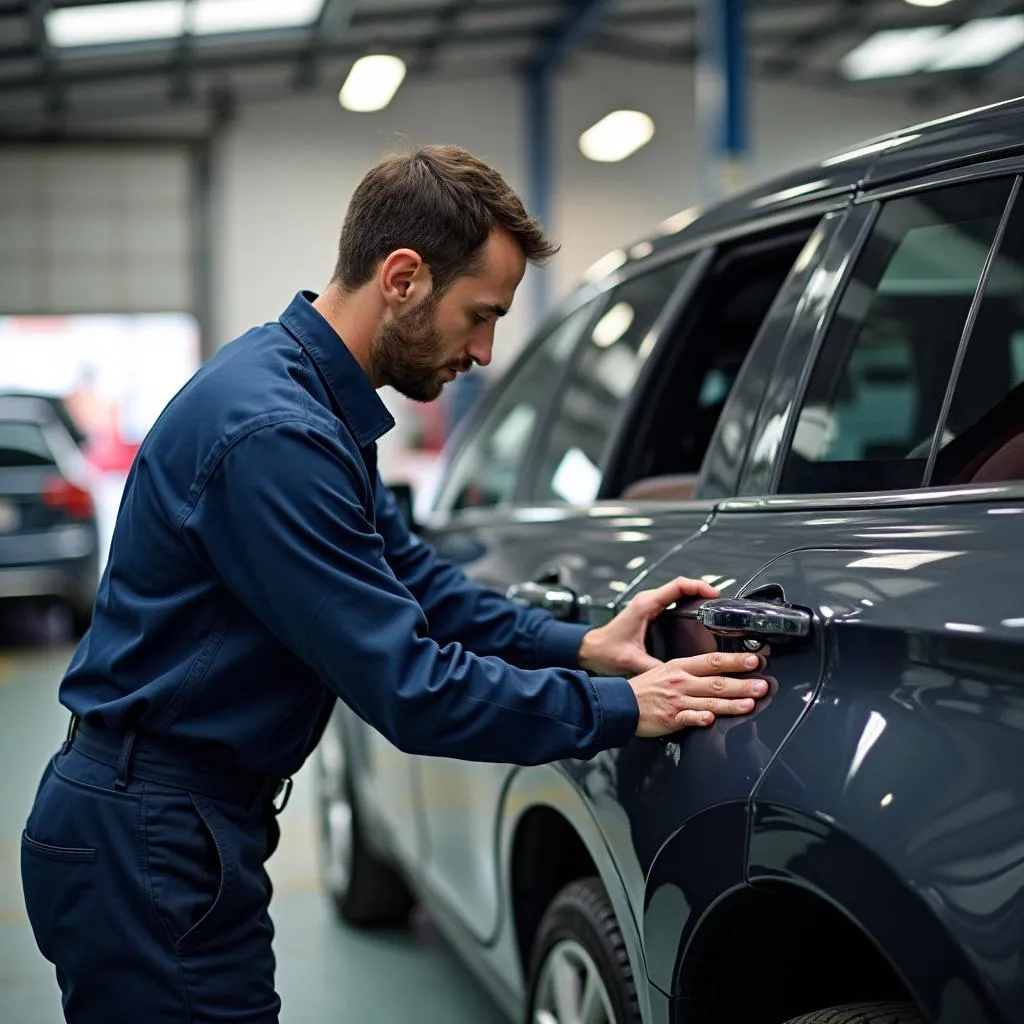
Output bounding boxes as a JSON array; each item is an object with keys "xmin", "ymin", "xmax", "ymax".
[{"xmin": 21, "ymin": 145, "xmax": 768, "ymax": 1023}]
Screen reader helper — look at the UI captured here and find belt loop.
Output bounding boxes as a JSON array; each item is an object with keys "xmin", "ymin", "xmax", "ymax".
[
  {"xmin": 114, "ymin": 731, "xmax": 137, "ymax": 791},
  {"xmin": 61, "ymin": 713, "xmax": 80, "ymax": 756}
]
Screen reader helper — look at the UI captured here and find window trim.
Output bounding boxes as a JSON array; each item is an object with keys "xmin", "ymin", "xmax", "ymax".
[{"xmin": 758, "ymin": 171, "xmax": 1021, "ymax": 498}]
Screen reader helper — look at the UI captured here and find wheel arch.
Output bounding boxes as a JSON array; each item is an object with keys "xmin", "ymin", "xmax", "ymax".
[{"xmin": 499, "ymin": 764, "xmax": 652, "ymax": 1022}]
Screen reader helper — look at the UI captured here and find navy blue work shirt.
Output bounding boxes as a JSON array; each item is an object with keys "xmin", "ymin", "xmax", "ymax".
[{"xmin": 60, "ymin": 292, "xmax": 640, "ymax": 779}]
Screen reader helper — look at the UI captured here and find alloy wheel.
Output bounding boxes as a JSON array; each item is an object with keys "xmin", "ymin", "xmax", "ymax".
[{"xmin": 532, "ymin": 938, "xmax": 617, "ymax": 1024}]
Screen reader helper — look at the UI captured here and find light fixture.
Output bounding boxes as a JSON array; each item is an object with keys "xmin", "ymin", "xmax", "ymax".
[
  {"xmin": 840, "ymin": 26, "xmax": 948, "ymax": 79},
  {"xmin": 929, "ymin": 16, "xmax": 1024, "ymax": 70},
  {"xmin": 841, "ymin": 16, "xmax": 1024, "ymax": 79},
  {"xmin": 339, "ymin": 54, "xmax": 407, "ymax": 112},
  {"xmin": 46, "ymin": 0, "xmax": 326, "ymax": 48},
  {"xmin": 189, "ymin": 0, "xmax": 326, "ymax": 36},
  {"xmin": 579, "ymin": 110, "xmax": 655, "ymax": 163},
  {"xmin": 45, "ymin": 1, "xmax": 185, "ymax": 47},
  {"xmin": 904, "ymin": 0, "xmax": 952, "ymax": 6}
]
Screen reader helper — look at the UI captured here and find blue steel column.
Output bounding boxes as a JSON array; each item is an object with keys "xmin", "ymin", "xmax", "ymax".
[
  {"xmin": 696, "ymin": 0, "xmax": 748, "ymax": 202},
  {"xmin": 525, "ymin": 0, "xmax": 616, "ymax": 326}
]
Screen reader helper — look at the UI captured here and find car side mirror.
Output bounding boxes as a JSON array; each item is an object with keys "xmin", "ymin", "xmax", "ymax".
[{"xmin": 387, "ymin": 481, "xmax": 419, "ymax": 533}]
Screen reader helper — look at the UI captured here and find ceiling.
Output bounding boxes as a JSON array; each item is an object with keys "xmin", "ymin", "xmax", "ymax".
[{"xmin": 1, "ymin": 0, "xmax": 1023, "ymax": 137}]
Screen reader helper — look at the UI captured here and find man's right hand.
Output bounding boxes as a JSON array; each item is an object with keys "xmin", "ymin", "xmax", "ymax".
[{"xmin": 629, "ymin": 651, "xmax": 768, "ymax": 737}]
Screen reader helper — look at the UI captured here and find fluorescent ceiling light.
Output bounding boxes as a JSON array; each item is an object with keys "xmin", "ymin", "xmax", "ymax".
[
  {"xmin": 842, "ymin": 17, "xmax": 1024, "ymax": 79},
  {"xmin": 579, "ymin": 110, "xmax": 655, "ymax": 163},
  {"xmin": 840, "ymin": 26, "xmax": 948, "ymax": 80},
  {"xmin": 904, "ymin": 0, "xmax": 952, "ymax": 6},
  {"xmin": 339, "ymin": 54, "xmax": 407, "ymax": 112},
  {"xmin": 46, "ymin": 1, "xmax": 185, "ymax": 47},
  {"xmin": 928, "ymin": 16, "xmax": 1024, "ymax": 70},
  {"xmin": 189, "ymin": 0, "xmax": 324, "ymax": 36}
]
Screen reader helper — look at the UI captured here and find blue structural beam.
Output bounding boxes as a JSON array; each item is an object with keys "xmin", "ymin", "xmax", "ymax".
[
  {"xmin": 525, "ymin": 0, "xmax": 616, "ymax": 323},
  {"xmin": 697, "ymin": 0, "xmax": 749, "ymax": 201}
]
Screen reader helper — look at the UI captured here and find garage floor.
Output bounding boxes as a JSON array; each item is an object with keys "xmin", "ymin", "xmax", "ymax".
[{"xmin": 0, "ymin": 612, "xmax": 508, "ymax": 1024}]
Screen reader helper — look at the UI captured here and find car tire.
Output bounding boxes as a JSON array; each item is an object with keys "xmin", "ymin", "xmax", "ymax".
[
  {"xmin": 313, "ymin": 727, "xmax": 414, "ymax": 929},
  {"xmin": 525, "ymin": 876, "xmax": 640, "ymax": 1024},
  {"xmin": 782, "ymin": 1001, "xmax": 925, "ymax": 1024}
]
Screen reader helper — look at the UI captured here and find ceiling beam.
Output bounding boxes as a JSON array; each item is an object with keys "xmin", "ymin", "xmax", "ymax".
[{"xmin": 411, "ymin": 0, "xmax": 476, "ymax": 75}]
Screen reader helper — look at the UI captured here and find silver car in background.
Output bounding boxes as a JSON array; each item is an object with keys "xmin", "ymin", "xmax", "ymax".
[{"xmin": 0, "ymin": 395, "xmax": 100, "ymax": 635}]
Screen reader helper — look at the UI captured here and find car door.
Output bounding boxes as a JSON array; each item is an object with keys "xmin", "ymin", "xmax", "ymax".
[
  {"xmin": 635, "ymin": 170, "xmax": 1024, "ymax": 1017},
  {"xmin": 414, "ymin": 256, "xmax": 703, "ymax": 941}
]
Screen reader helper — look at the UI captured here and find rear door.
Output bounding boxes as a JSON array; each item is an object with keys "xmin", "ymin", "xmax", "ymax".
[{"xmin": 636, "ymin": 169, "xmax": 1024, "ymax": 1012}]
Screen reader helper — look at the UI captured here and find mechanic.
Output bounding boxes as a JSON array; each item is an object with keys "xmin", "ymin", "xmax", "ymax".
[{"xmin": 21, "ymin": 144, "xmax": 769, "ymax": 1024}]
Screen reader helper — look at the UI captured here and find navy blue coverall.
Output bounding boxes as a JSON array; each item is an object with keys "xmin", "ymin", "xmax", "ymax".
[{"xmin": 21, "ymin": 291, "xmax": 640, "ymax": 1023}]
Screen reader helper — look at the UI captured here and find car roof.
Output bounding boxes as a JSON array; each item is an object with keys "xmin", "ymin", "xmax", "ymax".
[
  {"xmin": 615, "ymin": 94, "xmax": 1024, "ymax": 269},
  {"xmin": 0, "ymin": 395, "xmax": 58, "ymax": 424}
]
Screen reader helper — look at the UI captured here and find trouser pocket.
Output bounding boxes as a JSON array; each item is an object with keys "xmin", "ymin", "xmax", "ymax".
[
  {"xmin": 21, "ymin": 831, "xmax": 97, "ymax": 964},
  {"xmin": 145, "ymin": 791, "xmax": 238, "ymax": 955}
]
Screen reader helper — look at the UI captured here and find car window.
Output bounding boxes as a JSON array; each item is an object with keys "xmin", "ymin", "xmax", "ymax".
[
  {"xmin": 434, "ymin": 299, "xmax": 597, "ymax": 513},
  {"xmin": 778, "ymin": 179, "xmax": 1014, "ymax": 495},
  {"xmin": 0, "ymin": 420, "xmax": 56, "ymax": 467},
  {"xmin": 528, "ymin": 260, "xmax": 692, "ymax": 505},
  {"xmin": 932, "ymin": 190, "xmax": 1024, "ymax": 486}
]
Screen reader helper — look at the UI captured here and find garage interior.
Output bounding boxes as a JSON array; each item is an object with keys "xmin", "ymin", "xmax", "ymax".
[{"xmin": 3, "ymin": 1, "xmax": 1024, "ymax": 1021}]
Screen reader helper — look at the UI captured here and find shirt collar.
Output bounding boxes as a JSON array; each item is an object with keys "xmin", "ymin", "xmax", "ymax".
[{"xmin": 280, "ymin": 290, "xmax": 395, "ymax": 448}]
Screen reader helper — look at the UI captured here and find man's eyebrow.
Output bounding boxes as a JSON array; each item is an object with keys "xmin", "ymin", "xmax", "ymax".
[{"xmin": 477, "ymin": 303, "xmax": 507, "ymax": 317}]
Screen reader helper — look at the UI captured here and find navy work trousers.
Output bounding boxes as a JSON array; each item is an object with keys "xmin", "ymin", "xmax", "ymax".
[{"xmin": 21, "ymin": 744, "xmax": 281, "ymax": 1023}]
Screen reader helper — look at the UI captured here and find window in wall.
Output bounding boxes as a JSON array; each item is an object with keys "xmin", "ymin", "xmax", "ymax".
[
  {"xmin": 931, "ymin": 190, "xmax": 1024, "ymax": 486},
  {"xmin": 778, "ymin": 179, "xmax": 1014, "ymax": 495},
  {"xmin": 435, "ymin": 299, "xmax": 597, "ymax": 513},
  {"xmin": 529, "ymin": 260, "xmax": 692, "ymax": 505}
]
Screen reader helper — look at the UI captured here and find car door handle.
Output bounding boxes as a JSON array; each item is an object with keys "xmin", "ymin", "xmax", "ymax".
[
  {"xmin": 505, "ymin": 581, "xmax": 578, "ymax": 621},
  {"xmin": 677, "ymin": 597, "xmax": 812, "ymax": 643}
]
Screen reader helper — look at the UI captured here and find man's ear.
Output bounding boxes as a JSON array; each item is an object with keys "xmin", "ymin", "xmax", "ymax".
[{"xmin": 380, "ymin": 249, "xmax": 431, "ymax": 310}]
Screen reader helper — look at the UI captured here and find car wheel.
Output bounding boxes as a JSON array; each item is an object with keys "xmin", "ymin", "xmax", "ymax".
[
  {"xmin": 782, "ymin": 1001, "xmax": 924, "ymax": 1024},
  {"xmin": 313, "ymin": 724, "xmax": 413, "ymax": 929},
  {"xmin": 525, "ymin": 876, "xmax": 640, "ymax": 1024}
]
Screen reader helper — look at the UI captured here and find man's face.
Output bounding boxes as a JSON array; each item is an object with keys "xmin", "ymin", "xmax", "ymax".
[{"xmin": 370, "ymin": 228, "xmax": 526, "ymax": 403}]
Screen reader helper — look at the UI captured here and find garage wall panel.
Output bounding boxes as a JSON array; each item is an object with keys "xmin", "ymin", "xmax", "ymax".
[{"xmin": 0, "ymin": 144, "xmax": 193, "ymax": 315}]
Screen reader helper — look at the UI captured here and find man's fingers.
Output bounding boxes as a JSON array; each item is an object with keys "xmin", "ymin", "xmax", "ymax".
[
  {"xmin": 636, "ymin": 576, "xmax": 720, "ymax": 615},
  {"xmin": 694, "ymin": 696, "xmax": 756, "ymax": 716},
  {"xmin": 673, "ymin": 650, "xmax": 765, "ymax": 676},
  {"xmin": 680, "ymin": 675, "xmax": 767, "ymax": 700},
  {"xmin": 675, "ymin": 709, "xmax": 715, "ymax": 728}
]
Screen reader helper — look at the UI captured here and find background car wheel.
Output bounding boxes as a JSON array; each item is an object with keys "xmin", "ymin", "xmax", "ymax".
[
  {"xmin": 782, "ymin": 1001, "xmax": 925, "ymax": 1024},
  {"xmin": 526, "ymin": 876, "xmax": 640, "ymax": 1024},
  {"xmin": 313, "ymin": 727, "xmax": 413, "ymax": 929}
]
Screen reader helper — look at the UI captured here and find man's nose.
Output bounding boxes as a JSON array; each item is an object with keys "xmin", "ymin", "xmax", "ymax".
[{"xmin": 467, "ymin": 335, "xmax": 493, "ymax": 368}]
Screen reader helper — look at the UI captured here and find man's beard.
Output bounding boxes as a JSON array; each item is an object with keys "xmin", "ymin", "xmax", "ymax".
[{"xmin": 369, "ymin": 298, "xmax": 455, "ymax": 403}]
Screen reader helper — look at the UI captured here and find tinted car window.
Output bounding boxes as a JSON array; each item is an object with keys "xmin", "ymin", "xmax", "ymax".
[
  {"xmin": 0, "ymin": 421, "xmax": 56, "ymax": 468},
  {"xmin": 435, "ymin": 299, "xmax": 597, "ymax": 513},
  {"xmin": 932, "ymin": 190, "xmax": 1024, "ymax": 486},
  {"xmin": 779, "ymin": 179, "xmax": 1013, "ymax": 495},
  {"xmin": 529, "ymin": 260, "xmax": 691, "ymax": 505}
]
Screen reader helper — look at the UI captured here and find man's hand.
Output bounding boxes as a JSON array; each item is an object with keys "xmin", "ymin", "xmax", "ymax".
[
  {"xmin": 629, "ymin": 652, "xmax": 768, "ymax": 736},
  {"xmin": 579, "ymin": 576, "xmax": 720, "ymax": 678}
]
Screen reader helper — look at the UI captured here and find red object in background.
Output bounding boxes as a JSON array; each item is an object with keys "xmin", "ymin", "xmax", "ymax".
[
  {"xmin": 85, "ymin": 435, "xmax": 141, "ymax": 474},
  {"xmin": 42, "ymin": 475, "xmax": 95, "ymax": 519}
]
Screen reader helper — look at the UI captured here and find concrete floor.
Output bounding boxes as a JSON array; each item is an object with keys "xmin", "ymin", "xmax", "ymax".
[{"xmin": 0, "ymin": 609, "xmax": 508, "ymax": 1024}]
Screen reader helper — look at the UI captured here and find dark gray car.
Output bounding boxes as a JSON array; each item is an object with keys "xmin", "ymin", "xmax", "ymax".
[
  {"xmin": 0, "ymin": 395, "xmax": 100, "ymax": 634},
  {"xmin": 316, "ymin": 96, "xmax": 1024, "ymax": 1024}
]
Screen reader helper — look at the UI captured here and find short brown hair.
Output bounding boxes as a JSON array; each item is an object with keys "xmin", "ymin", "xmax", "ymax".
[{"xmin": 332, "ymin": 144, "xmax": 559, "ymax": 295}]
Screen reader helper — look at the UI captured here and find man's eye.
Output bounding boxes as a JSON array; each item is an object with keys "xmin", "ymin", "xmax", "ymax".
[{"xmin": 474, "ymin": 314, "xmax": 488, "ymax": 326}]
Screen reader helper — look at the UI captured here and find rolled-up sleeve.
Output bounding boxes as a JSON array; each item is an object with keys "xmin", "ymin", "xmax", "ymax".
[{"xmin": 180, "ymin": 417, "xmax": 638, "ymax": 764}]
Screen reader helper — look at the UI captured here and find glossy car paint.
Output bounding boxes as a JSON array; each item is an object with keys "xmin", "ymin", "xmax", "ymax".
[{"xmin": 322, "ymin": 99, "xmax": 1024, "ymax": 1024}]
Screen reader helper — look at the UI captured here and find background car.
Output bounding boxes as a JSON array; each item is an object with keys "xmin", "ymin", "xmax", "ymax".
[
  {"xmin": 0, "ymin": 394, "xmax": 101, "ymax": 637},
  {"xmin": 316, "ymin": 98, "xmax": 1024, "ymax": 1024}
]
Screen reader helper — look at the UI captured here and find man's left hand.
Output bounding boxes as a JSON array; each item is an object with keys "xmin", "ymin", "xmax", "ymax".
[{"xmin": 578, "ymin": 576, "xmax": 720, "ymax": 678}]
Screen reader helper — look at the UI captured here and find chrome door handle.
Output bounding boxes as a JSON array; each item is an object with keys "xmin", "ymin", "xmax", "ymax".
[
  {"xmin": 679, "ymin": 597, "xmax": 812, "ymax": 643},
  {"xmin": 506, "ymin": 582, "xmax": 578, "ymax": 621}
]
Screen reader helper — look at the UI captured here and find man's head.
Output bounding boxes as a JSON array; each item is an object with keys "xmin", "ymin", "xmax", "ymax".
[{"xmin": 331, "ymin": 145, "xmax": 558, "ymax": 402}]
